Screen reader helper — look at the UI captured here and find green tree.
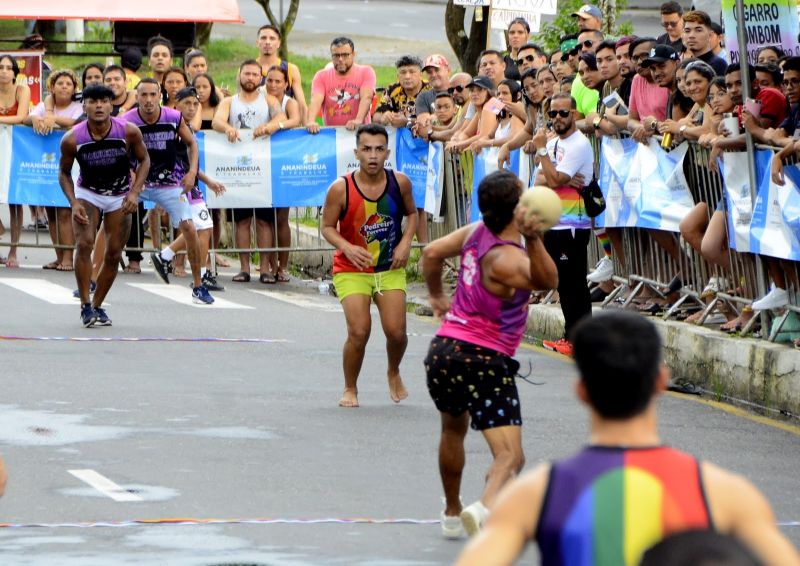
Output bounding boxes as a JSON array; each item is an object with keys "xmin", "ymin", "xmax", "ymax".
[
  {"xmin": 534, "ymin": 0, "xmax": 633, "ymax": 52},
  {"xmin": 253, "ymin": 0, "xmax": 300, "ymax": 61},
  {"xmin": 444, "ymin": 1, "xmax": 489, "ymax": 76}
]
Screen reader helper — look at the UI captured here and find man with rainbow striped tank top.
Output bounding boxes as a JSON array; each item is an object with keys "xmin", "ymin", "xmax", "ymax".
[
  {"xmin": 456, "ymin": 311, "xmax": 799, "ymax": 566},
  {"xmin": 321, "ymin": 124, "xmax": 418, "ymax": 409}
]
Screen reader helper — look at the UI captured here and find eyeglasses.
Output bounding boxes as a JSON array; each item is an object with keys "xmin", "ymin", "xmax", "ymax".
[
  {"xmin": 516, "ymin": 54, "xmax": 537, "ymax": 66},
  {"xmin": 448, "ymin": 85, "xmax": 465, "ymax": 94},
  {"xmin": 548, "ymin": 109, "xmax": 571, "ymax": 118},
  {"xmin": 632, "ymin": 53, "xmax": 648, "ymax": 62},
  {"xmin": 661, "ymin": 20, "xmax": 681, "ymax": 28}
]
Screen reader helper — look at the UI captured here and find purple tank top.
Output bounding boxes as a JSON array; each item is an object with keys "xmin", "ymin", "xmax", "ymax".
[
  {"xmin": 75, "ymin": 117, "xmax": 131, "ymax": 196},
  {"xmin": 122, "ymin": 106, "xmax": 185, "ymax": 187},
  {"xmin": 437, "ymin": 223, "xmax": 530, "ymax": 357}
]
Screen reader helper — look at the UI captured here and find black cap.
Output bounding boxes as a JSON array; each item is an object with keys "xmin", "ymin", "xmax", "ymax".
[
  {"xmin": 175, "ymin": 86, "xmax": 199, "ymax": 102},
  {"xmin": 467, "ymin": 75, "xmax": 495, "ymax": 91},
  {"xmin": 642, "ymin": 45, "xmax": 679, "ymax": 67},
  {"xmin": 121, "ymin": 46, "xmax": 143, "ymax": 72}
]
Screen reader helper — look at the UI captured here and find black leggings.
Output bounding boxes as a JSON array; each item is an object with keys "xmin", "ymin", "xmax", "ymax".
[{"xmin": 544, "ymin": 228, "xmax": 592, "ymax": 339}]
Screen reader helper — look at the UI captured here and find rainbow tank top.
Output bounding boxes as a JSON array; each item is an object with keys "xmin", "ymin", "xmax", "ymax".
[
  {"xmin": 436, "ymin": 223, "xmax": 530, "ymax": 357},
  {"xmin": 333, "ymin": 169, "xmax": 405, "ymax": 274},
  {"xmin": 536, "ymin": 446, "xmax": 711, "ymax": 566}
]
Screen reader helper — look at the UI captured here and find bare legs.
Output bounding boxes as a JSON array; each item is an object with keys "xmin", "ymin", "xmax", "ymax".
[
  {"xmin": 339, "ymin": 289, "xmax": 408, "ymax": 407},
  {"xmin": 6, "ymin": 204, "xmax": 22, "ymax": 267}
]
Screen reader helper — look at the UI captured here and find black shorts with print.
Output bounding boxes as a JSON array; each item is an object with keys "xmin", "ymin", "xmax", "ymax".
[{"xmin": 424, "ymin": 336, "xmax": 522, "ymax": 431}]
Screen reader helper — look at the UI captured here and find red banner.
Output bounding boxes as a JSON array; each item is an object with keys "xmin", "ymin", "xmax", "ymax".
[{"xmin": 11, "ymin": 51, "xmax": 43, "ymax": 107}]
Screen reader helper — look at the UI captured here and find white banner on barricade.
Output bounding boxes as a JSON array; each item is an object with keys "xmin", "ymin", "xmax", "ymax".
[
  {"xmin": 424, "ymin": 142, "xmax": 445, "ymax": 216},
  {"xmin": 721, "ymin": 152, "xmax": 754, "ymax": 253},
  {"xmin": 749, "ymin": 165, "xmax": 800, "ymax": 261},
  {"xmin": 204, "ymin": 132, "xmax": 271, "ymax": 208},
  {"xmin": 598, "ymin": 138, "xmax": 693, "ymax": 232},
  {"xmin": 0, "ymin": 126, "xmax": 11, "ymax": 204}
]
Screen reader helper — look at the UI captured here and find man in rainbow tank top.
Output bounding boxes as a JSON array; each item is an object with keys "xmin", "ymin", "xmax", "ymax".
[
  {"xmin": 455, "ymin": 311, "xmax": 799, "ymax": 566},
  {"xmin": 321, "ymin": 124, "xmax": 418, "ymax": 408},
  {"xmin": 422, "ymin": 170, "xmax": 558, "ymax": 539}
]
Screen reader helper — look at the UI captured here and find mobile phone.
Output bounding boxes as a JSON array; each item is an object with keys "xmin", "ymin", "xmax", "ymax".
[
  {"xmin": 744, "ymin": 97, "xmax": 761, "ymax": 118},
  {"xmin": 485, "ymin": 97, "xmax": 504, "ymax": 115}
]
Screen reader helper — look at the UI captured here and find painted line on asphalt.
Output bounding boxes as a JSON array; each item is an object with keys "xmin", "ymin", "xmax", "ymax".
[
  {"xmin": 0, "ymin": 278, "xmax": 77, "ymax": 305},
  {"xmin": 0, "ymin": 336, "xmax": 289, "ymax": 343},
  {"xmin": 0, "ymin": 517, "xmax": 794, "ymax": 529},
  {"xmin": 68, "ymin": 469, "xmax": 142, "ymax": 502},
  {"xmin": 666, "ymin": 392, "xmax": 800, "ymax": 437},
  {"xmin": 127, "ymin": 283, "xmax": 254, "ymax": 309},
  {"xmin": 250, "ymin": 289, "xmax": 343, "ymax": 312}
]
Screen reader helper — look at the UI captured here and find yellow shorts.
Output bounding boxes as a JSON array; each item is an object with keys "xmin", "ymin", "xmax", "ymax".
[{"xmin": 333, "ymin": 269, "xmax": 407, "ymax": 302}]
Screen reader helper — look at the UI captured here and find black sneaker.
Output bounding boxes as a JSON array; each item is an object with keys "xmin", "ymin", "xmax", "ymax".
[
  {"xmin": 73, "ymin": 280, "xmax": 97, "ymax": 299},
  {"xmin": 150, "ymin": 252, "xmax": 172, "ymax": 285},
  {"xmin": 94, "ymin": 307, "xmax": 112, "ymax": 326},
  {"xmin": 80, "ymin": 303, "xmax": 97, "ymax": 328},
  {"xmin": 202, "ymin": 271, "xmax": 225, "ymax": 292}
]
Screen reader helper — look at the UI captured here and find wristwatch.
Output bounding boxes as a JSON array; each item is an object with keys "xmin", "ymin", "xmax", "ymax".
[
  {"xmin": 592, "ymin": 116, "xmax": 602, "ymax": 129},
  {"xmin": 679, "ymin": 124, "xmax": 687, "ymax": 135},
  {"xmin": 278, "ymin": 122, "xmax": 284, "ymax": 130},
  {"xmin": 536, "ymin": 147, "xmax": 548, "ymax": 157}
]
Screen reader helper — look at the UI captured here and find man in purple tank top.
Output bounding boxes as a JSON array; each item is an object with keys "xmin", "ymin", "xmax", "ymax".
[
  {"xmin": 422, "ymin": 170, "xmax": 558, "ymax": 539},
  {"xmin": 456, "ymin": 311, "xmax": 799, "ymax": 566},
  {"xmin": 58, "ymin": 85, "xmax": 150, "ymax": 327}
]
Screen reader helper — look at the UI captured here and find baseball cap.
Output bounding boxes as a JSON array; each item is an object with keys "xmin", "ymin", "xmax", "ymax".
[
  {"xmin": 467, "ymin": 75, "xmax": 495, "ymax": 91},
  {"xmin": 175, "ymin": 86, "xmax": 199, "ymax": 101},
  {"xmin": 571, "ymin": 5, "xmax": 602, "ymax": 20},
  {"xmin": 641, "ymin": 45, "xmax": 679, "ymax": 67},
  {"xmin": 561, "ymin": 38, "xmax": 579, "ymax": 53},
  {"xmin": 423, "ymin": 54, "xmax": 449, "ymax": 70}
]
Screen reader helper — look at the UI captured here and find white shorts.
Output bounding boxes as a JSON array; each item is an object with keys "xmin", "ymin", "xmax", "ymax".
[
  {"xmin": 191, "ymin": 202, "xmax": 213, "ymax": 231},
  {"xmin": 75, "ymin": 187, "xmax": 126, "ymax": 214},
  {"xmin": 140, "ymin": 186, "xmax": 193, "ymax": 228}
]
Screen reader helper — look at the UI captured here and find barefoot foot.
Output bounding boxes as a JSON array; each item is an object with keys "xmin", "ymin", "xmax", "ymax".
[
  {"xmin": 338, "ymin": 388, "xmax": 359, "ymax": 408},
  {"xmin": 388, "ymin": 373, "xmax": 408, "ymax": 403}
]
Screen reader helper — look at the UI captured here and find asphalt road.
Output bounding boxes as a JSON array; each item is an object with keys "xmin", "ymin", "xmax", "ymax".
[
  {"xmin": 234, "ymin": 0, "xmax": 667, "ymax": 51},
  {"xmin": 0, "ymin": 235, "xmax": 798, "ymax": 564}
]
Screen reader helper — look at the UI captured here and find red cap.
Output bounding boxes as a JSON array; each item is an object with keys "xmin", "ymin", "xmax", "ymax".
[{"xmin": 423, "ymin": 54, "xmax": 450, "ymax": 70}]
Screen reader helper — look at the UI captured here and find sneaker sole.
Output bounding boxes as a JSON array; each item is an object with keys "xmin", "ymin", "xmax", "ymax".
[
  {"xmin": 96, "ymin": 320, "xmax": 112, "ymax": 327},
  {"xmin": 82, "ymin": 316, "xmax": 97, "ymax": 328},
  {"xmin": 150, "ymin": 253, "xmax": 170, "ymax": 285},
  {"xmin": 460, "ymin": 510, "xmax": 481, "ymax": 537},
  {"xmin": 192, "ymin": 296, "xmax": 214, "ymax": 305}
]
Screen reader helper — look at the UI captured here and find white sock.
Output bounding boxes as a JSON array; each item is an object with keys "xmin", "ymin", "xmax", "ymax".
[
  {"xmin": 200, "ymin": 267, "xmax": 207, "ymax": 277},
  {"xmin": 161, "ymin": 247, "xmax": 176, "ymax": 262}
]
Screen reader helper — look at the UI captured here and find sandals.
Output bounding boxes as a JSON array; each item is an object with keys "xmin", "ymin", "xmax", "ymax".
[
  {"xmin": 232, "ymin": 271, "xmax": 251, "ymax": 283},
  {"xmin": 276, "ymin": 270, "xmax": 290, "ymax": 283},
  {"xmin": 43, "ymin": 261, "xmax": 60, "ymax": 270},
  {"xmin": 56, "ymin": 264, "xmax": 74, "ymax": 272},
  {"xmin": 260, "ymin": 271, "xmax": 276, "ymax": 284}
]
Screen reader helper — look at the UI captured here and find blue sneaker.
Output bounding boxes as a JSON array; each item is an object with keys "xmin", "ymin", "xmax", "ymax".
[
  {"xmin": 192, "ymin": 285, "xmax": 214, "ymax": 305},
  {"xmin": 73, "ymin": 280, "xmax": 96, "ymax": 299},
  {"xmin": 80, "ymin": 303, "xmax": 97, "ymax": 328},
  {"xmin": 150, "ymin": 252, "xmax": 172, "ymax": 285},
  {"xmin": 94, "ymin": 307, "xmax": 112, "ymax": 326}
]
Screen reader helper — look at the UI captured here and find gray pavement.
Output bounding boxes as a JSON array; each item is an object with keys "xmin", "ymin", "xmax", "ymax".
[{"xmin": 0, "ymin": 226, "xmax": 798, "ymax": 564}]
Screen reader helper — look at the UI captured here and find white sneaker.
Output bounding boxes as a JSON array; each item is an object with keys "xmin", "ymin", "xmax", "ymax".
[
  {"xmin": 440, "ymin": 511, "xmax": 464, "ymax": 539},
  {"xmin": 587, "ymin": 257, "xmax": 614, "ymax": 283},
  {"xmin": 752, "ymin": 286, "xmax": 789, "ymax": 311},
  {"xmin": 460, "ymin": 500, "xmax": 489, "ymax": 536}
]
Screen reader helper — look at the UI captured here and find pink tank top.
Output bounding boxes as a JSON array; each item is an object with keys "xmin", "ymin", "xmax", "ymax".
[{"xmin": 437, "ymin": 223, "xmax": 530, "ymax": 357}]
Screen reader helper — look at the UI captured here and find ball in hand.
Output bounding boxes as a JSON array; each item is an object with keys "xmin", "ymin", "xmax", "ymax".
[{"xmin": 519, "ymin": 186, "xmax": 562, "ymax": 231}]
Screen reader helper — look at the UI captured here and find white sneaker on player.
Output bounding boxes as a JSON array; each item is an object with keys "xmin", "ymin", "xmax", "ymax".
[
  {"xmin": 752, "ymin": 285, "xmax": 789, "ymax": 311},
  {"xmin": 587, "ymin": 257, "xmax": 614, "ymax": 283},
  {"xmin": 460, "ymin": 500, "xmax": 489, "ymax": 536}
]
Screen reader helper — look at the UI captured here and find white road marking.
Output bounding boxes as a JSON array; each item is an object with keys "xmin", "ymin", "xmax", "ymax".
[
  {"xmin": 68, "ymin": 469, "xmax": 142, "ymax": 502},
  {"xmin": 250, "ymin": 290, "xmax": 343, "ymax": 313},
  {"xmin": 0, "ymin": 278, "xmax": 77, "ymax": 305},
  {"xmin": 127, "ymin": 283, "xmax": 254, "ymax": 309}
]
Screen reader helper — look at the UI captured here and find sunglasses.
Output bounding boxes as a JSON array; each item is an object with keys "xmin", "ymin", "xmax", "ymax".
[
  {"xmin": 516, "ymin": 54, "xmax": 537, "ymax": 66},
  {"xmin": 661, "ymin": 21, "xmax": 680, "ymax": 28},
  {"xmin": 582, "ymin": 40, "xmax": 594, "ymax": 48},
  {"xmin": 548, "ymin": 109, "xmax": 571, "ymax": 118},
  {"xmin": 448, "ymin": 85, "xmax": 465, "ymax": 94}
]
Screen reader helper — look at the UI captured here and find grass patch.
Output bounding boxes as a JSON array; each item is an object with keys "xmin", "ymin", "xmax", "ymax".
[{"xmin": 0, "ymin": 19, "xmax": 25, "ymax": 40}]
